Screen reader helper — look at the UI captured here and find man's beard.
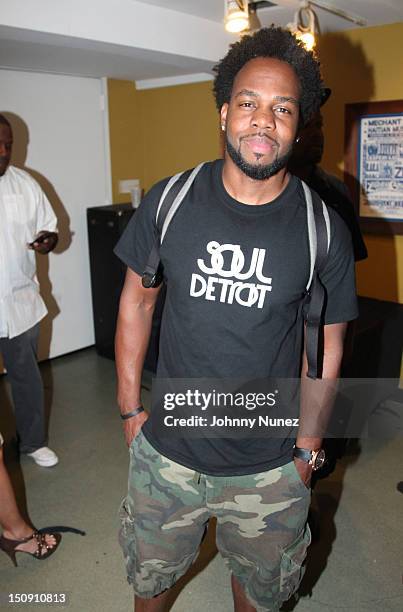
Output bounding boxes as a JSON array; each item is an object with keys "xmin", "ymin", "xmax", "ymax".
[
  {"xmin": 225, "ymin": 135, "xmax": 292, "ymax": 181},
  {"xmin": 0, "ymin": 159, "xmax": 9, "ymax": 176}
]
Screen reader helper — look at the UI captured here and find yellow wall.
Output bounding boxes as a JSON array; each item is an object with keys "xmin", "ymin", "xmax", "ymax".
[
  {"xmin": 139, "ymin": 82, "xmax": 220, "ymax": 190},
  {"xmin": 108, "ymin": 80, "xmax": 145, "ymax": 204},
  {"xmin": 108, "ymin": 79, "xmax": 220, "ymax": 198},
  {"xmin": 108, "ymin": 22, "xmax": 403, "ymax": 302},
  {"xmin": 318, "ymin": 23, "xmax": 403, "ymax": 303}
]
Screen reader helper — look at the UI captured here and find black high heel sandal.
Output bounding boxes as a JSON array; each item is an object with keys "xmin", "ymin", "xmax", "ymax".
[{"xmin": 0, "ymin": 529, "xmax": 61, "ymax": 566}]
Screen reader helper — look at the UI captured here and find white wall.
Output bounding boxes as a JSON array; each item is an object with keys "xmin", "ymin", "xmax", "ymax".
[{"xmin": 0, "ymin": 69, "xmax": 110, "ymax": 359}]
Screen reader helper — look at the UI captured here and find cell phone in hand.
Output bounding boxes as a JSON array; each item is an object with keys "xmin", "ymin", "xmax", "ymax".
[{"xmin": 28, "ymin": 232, "xmax": 52, "ymax": 247}]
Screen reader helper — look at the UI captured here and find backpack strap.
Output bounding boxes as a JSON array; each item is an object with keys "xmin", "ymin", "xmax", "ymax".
[
  {"xmin": 159, "ymin": 163, "xmax": 205, "ymax": 241},
  {"xmin": 142, "ymin": 163, "xmax": 205, "ymax": 288},
  {"xmin": 301, "ymin": 180, "xmax": 331, "ymax": 379}
]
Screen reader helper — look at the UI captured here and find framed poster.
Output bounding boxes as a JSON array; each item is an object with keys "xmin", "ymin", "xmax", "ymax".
[{"xmin": 345, "ymin": 100, "xmax": 403, "ymax": 235}]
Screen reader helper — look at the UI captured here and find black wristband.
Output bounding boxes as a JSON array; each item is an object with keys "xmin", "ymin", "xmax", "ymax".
[
  {"xmin": 120, "ymin": 406, "xmax": 144, "ymax": 420},
  {"xmin": 293, "ymin": 446, "xmax": 314, "ymax": 462}
]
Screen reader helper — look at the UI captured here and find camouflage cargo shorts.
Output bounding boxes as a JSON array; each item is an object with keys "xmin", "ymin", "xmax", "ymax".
[{"xmin": 119, "ymin": 430, "xmax": 311, "ymax": 612}]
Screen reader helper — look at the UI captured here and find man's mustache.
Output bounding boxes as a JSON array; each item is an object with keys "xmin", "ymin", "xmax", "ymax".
[{"xmin": 240, "ymin": 133, "xmax": 279, "ymax": 147}]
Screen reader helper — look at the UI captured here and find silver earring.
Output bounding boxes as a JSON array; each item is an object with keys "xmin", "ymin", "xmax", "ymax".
[
  {"xmin": 221, "ymin": 124, "xmax": 225, "ymax": 131},
  {"xmin": 295, "ymin": 136, "xmax": 300, "ymax": 143}
]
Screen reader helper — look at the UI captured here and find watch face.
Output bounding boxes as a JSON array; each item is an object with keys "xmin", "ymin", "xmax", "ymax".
[{"xmin": 313, "ymin": 449, "xmax": 326, "ymax": 470}]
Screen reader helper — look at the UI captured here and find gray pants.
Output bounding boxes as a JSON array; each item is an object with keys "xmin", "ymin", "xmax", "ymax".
[{"xmin": 0, "ymin": 324, "xmax": 46, "ymax": 453}]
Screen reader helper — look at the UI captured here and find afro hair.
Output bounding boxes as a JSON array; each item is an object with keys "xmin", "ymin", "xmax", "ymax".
[{"xmin": 213, "ymin": 27, "xmax": 324, "ymax": 127}]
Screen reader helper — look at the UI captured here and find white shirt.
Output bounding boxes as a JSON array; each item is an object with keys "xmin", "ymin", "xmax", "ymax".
[{"xmin": 0, "ymin": 166, "xmax": 57, "ymax": 338}]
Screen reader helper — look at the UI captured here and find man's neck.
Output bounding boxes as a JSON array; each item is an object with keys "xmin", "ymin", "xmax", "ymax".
[{"xmin": 222, "ymin": 157, "xmax": 290, "ymax": 205}]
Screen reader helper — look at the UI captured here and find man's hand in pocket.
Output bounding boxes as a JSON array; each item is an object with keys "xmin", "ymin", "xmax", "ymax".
[{"xmin": 123, "ymin": 411, "xmax": 149, "ymax": 447}]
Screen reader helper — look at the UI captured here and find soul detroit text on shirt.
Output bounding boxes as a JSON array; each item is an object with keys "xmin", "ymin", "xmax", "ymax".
[{"xmin": 190, "ymin": 241, "xmax": 272, "ymax": 309}]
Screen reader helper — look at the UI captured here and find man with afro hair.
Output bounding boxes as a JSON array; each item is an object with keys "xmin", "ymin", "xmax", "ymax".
[{"xmin": 115, "ymin": 26, "xmax": 357, "ymax": 611}]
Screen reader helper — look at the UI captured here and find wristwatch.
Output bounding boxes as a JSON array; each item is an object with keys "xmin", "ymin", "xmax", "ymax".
[{"xmin": 293, "ymin": 446, "xmax": 326, "ymax": 471}]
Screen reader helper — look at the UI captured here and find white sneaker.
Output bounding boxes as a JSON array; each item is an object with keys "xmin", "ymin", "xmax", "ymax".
[{"xmin": 26, "ymin": 447, "xmax": 59, "ymax": 467}]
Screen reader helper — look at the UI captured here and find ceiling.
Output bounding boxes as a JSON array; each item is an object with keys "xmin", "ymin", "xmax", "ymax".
[
  {"xmin": 0, "ymin": 0, "xmax": 401, "ymax": 85},
  {"xmin": 0, "ymin": 26, "xmax": 214, "ymax": 82},
  {"xmin": 138, "ymin": 0, "xmax": 403, "ymax": 29}
]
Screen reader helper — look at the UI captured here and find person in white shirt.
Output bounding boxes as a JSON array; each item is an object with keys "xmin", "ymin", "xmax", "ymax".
[{"xmin": 0, "ymin": 113, "xmax": 59, "ymax": 467}]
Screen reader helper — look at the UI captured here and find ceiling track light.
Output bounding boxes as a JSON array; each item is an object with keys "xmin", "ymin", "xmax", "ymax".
[
  {"xmin": 224, "ymin": 1, "xmax": 274, "ymax": 35},
  {"xmin": 224, "ymin": 0, "xmax": 366, "ymax": 43},
  {"xmin": 286, "ymin": 0, "xmax": 367, "ymax": 51},
  {"xmin": 224, "ymin": 0, "xmax": 249, "ymax": 34},
  {"xmin": 287, "ymin": 1, "xmax": 320, "ymax": 52}
]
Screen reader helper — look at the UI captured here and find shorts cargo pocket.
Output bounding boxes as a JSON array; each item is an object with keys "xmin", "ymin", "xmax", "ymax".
[
  {"xmin": 279, "ymin": 524, "xmax": 311, "ymax": 602},
  {"xmin": 118, "ymin": 497, "xmax": 137, "ymax": 586}
]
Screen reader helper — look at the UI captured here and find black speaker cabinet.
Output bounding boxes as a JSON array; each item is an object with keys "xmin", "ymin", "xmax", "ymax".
[
  {"xmin": 87, "ymin": 203, "xmax": 133, "ymax": 360},
  {"xmin": 87, "ymin": 203, "xmax": 163, "ymax": 371}
]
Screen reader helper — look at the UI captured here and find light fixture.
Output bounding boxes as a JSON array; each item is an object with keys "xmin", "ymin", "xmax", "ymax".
[
  {"xmin": 224, "ymin": 0, "xmax": 249, "ymax": 34},
  {"xmin": 287, "ymin": 1, "xmax": 319, "ymax": 52},
  {"xmin": 224, "ymin": 1, "xmax": 275, "ymax": 35},
  {"xmin": 247, "ymin": 3, "xmax": 262, "ymax": 33},
  {"xmin": 224, "ymin": 0, "xmax": 366, "ymax": 42}
]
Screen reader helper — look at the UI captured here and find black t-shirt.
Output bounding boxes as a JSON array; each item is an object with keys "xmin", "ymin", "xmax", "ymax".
[{"xmin": 115, "ymin": 159, "xmax": 358, "ymax": 475}]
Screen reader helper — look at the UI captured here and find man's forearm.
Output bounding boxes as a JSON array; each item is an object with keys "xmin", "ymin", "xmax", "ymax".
[
  {"xmin": 297, "ymin": 322, "xmax": 346, "ymax": 449},
  {"xmin": 115, "ymin": 292, "xmax": 156, "ymax": 413}
]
